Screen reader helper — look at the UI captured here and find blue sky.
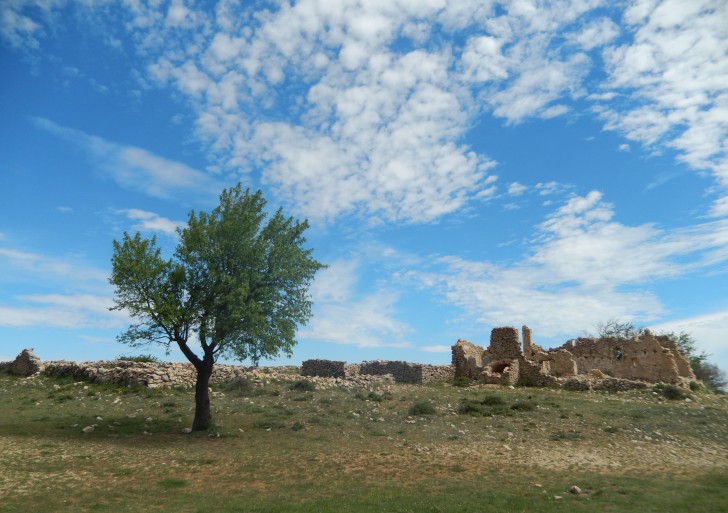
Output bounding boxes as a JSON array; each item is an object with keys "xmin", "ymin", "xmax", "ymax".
[{"xmin": 2, "ymin": 0, "xmax": 727, "ymax": 373}]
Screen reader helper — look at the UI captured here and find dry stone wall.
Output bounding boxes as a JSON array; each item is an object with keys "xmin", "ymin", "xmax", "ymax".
[
  {"xmin": 302, "ymin": 359, "xmax": 453, "ymax": 384},
  {"xmin": 1, "ymin": 350, "xmax": 448, "ymax": 389},
  {"xmin": 301, "ymin": 359, "xmax": 347, "ymax": 378}
]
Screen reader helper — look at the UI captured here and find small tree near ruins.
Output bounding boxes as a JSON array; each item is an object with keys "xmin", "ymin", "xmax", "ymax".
[{"xmin": 110, "ymin": 184, "xmax": 325, "ymax": 431}]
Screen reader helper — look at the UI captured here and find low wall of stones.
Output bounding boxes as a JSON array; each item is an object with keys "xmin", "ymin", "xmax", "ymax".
[
  {"xmin": 301, "ymin": 359, "xmax": 347, "ymax": 378},
  {"xmin": 362, "ymin": 360, "xmax": 453, "ymax": 384},
  {"xmin": 41, "ymin": 360, "xmax": 262, "ymax": 388},
  {"xmin": 301, "ymin": 359, "xmax": 453, "ymax": 384},
  {"xmin": 2, "ymin": 355, "xmax": 400, "ymax": 390}
]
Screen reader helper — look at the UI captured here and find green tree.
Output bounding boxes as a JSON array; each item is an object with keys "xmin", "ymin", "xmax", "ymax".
[
  {"xmin": 667, "ymin": 332, "xmax": 727, "ymax": 391},
  {"xmin": 110, "ymin": 185, "xmax": 325, "ymax": 430},
  {"xmin": 594, "ymin": 318, "xmax": 645, "ymax": 339}
]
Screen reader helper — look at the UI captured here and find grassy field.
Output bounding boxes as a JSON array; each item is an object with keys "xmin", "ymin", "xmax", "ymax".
[{"xmin": 1, "ymin": 372, "xmax": 727, "ymax": 512}]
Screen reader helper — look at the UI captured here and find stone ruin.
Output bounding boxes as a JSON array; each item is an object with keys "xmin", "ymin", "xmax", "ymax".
[
  {"xmin": 453, "ymin": 325, "xmax": 696, "ymax": 389},
  {"xmin": 1, "ymin": 327, "xmax": 696, "ymax": 391}
]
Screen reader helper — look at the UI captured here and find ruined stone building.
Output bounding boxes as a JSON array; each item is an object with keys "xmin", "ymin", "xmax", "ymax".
[{"xmin": 452, "ymin": 326, "xmax": 696, "ymax": 386}]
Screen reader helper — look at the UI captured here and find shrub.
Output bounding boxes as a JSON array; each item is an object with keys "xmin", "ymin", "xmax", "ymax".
[
  {"xmin": 458, "ymin": 400, "xmax": 486, "ymax": 416},
  {"xmin": 689, "ymin": 381, "xmax": 701, "ymax": 392},
  {"xmin": 225, "ymin": 377, "xmax": 253, "ymax": 395},
  {"xmin": 655, "ymin": 383, "xmax": 690, "ymax": 400},
  {"xmin": 288, "ymin": 380, "xmax": 316, "ymax": 392},
  {"xmin": 117, "ymin": 354, "xmax": 160, "ymax": 363},
  {"xmin": 482, "ymin": 394, "xmax": 505, "ymax": 406},
  {"xmin": 253, "ymin": 419, "xmax": 286, "ymax": 430},
  {"xmin": 452, "ymin": 376, "xmax": 472, "ymax": 387},
  {"xmin": 409, "ymin": 401, "xmax": 437, "ymax": 416},
  {"xmin": 510, "ymin": 400, "xmax": 536, "ymax": 412},
  {"xmin": 354, "ymin": 390, "xmax": 390, "ymax": 402}
]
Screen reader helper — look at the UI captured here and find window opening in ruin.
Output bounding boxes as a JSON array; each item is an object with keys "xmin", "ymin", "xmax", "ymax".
[
  {"xmin": 491, "ymin": 362, "xmax": 510, "ymax": 374},
  {"xmin": 614, "ymin": 347, "xmax": 622, "ymax": 360}
]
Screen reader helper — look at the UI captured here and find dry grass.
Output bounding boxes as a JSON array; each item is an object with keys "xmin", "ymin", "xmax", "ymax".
[{"xmin": 1, "ymin": 373, "xmax": 727, "ymax": 512}]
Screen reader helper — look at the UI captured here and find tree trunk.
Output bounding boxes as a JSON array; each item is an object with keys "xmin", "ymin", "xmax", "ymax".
[{"xmin": 192, "ymin": 357, "xmax": 214, "ymax": 431}]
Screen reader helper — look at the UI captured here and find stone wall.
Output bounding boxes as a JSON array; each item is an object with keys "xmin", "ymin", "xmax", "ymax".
[
  {"xmin": 303, "ymin": 359, "xmax": 453, "ymax": 385},
  {"xmin": 557, "ymin": 331, "xmax": 694, "ymax": 383},
  {"xmin": 0, "ymin": 349, "xmax": 454, "ymax": 389},
  {"xmin": 301, "ymin": 359, "xmax": 347, "ymax": 378},
  {"xmin": 451, "ymin": 339, "xmax": 485, "ymax": 380}
]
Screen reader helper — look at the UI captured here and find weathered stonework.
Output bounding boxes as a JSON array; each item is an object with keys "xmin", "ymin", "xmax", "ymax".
[
  {"xmin": 452, "ymin": 325, "xmax": 696, "ymax": 388},
  {"xmin": 6, "ymin": 349, "xmax": 42, "ymax": 376},
  {"xmin": 301, "ymin": 359, "xmax": 347, "ymax": 378},
  {"xmin": 303, "ymin": 359, "xmax": 453, "ymax": 385},
  {"xmin": 461, "ymin": 327, "xmax": 557, "ymax": 386}
]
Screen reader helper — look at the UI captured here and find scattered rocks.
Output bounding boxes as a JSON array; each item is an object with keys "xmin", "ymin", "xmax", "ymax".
[
  {"xmin": 81, "ymin": 425, "xmax": 95, "ymax": 434},
  {"xmin": 181, "ymin": 428, "xmax": 192, "ymax": 434},
  {"xmin": 568, "ymin": 485, "xmax": 582, "ymax": 495}
]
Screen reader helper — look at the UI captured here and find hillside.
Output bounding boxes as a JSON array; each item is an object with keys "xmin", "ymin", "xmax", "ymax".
[{"xmin": 1, "ymin": 370, "xmax": 727, "ymax": 512}]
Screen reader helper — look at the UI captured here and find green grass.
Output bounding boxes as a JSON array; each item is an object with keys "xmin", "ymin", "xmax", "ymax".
[{"xmin": 1, "ymin": 372, "xmax": 727, "ymax": 512}]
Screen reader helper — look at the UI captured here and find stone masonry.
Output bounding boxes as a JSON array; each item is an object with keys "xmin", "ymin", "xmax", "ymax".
[
  {"xmin": 302, "ymin": 359, "xmax": 453, "ymax": 385},
  {"xmin": 453, "ymin": 325, "xmax": 696, "ymax": 387}
]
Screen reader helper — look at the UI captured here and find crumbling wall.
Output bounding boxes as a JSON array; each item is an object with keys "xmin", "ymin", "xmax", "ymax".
[
  {"xmin": 455, "ymin": 327, "xmax": 557, "ymax": 386},
  {"xmin": 485, "ymin": 327, "xmax": 522, "ymax": 361},
  {"xmin": 452, "ymin": 339, "xmax": 485, "ymax": 380},
  {"xmin": 548, "ymin": 349, "xmax": 578, "ymax": 377},
  {"xmin": 556, "ymin": 331, "xmax": 694, "ymax": 383},
  {"xmin": 452, "ymin": 325, "xmax": 695, "ymax": 388},
  {"xmin": 358, "ymin": 360, "xmax": 453, "ymax": 384}
]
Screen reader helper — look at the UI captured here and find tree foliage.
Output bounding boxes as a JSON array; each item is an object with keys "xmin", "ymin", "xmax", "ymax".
[
  {"xmin": 110, "ymin": 185, "xmax": 325, "ymax": 429},
  {"xmin": 666, "ymin": 331, "xmax": 727, "ymax": 391},
  {"xmin": 594, "ymin": 318, "xmax": 645, "ymax": 339}
]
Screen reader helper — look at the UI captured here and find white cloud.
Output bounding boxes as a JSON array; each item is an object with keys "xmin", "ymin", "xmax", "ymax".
[
  {"xmin": 32, "ymin": 117, "xmax": 224, "ymax": 201},
  {"xmin": 618, "ymin": 143, "xmax": 631, "ymax": 152},
  {"xmin": 117, "ymin": 209, "xmax": 184, "ymax": 235},
  {"xmin": 0, "ymin": 294, "xmax": 125, "ymax": 329},
  {"xmin": 598, "ymin": 0, "xmax": 728, "ymax": 215},
  {"xmin": 420, "ymin": 345, "xmax": 451, "ymax": 353},
  {"xmin": 508, "ymin": 182, "xmax": 527, "ymax": 196},
  {"xmin": 0, "ymin": 246, "xmax": 108, "ymax": 288},
  {"xmin": 569, "ymin": 17, "xmax": 621, "ymax": 50},
  {"xmin": 652, "ymin": 309, "xmax": 728, "ymax": 373},
  {"xmin": 412, "ymin": 191, "xmax": 728, "ymax": 338},
  {"xmin": 0, "ymin": 0, "xmax": 53, "ymax": 50},
  {"xmin": 8, "ymin": 1, "xmax": 728, "ymax": 225},
  {"xmin": 302, "ymin": 258, "xmax": 412, "ymax": 349}
]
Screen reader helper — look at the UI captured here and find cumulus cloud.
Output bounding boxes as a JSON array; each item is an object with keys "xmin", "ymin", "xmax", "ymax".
[
  {"xmin": 7, "ymin": 1, "xmax": 728, "ymax": 223},
  {"xmin": 116, "ymin": 209, "xmax": 184, "ymax": 235},
  {"xmin": 598, "ymin": 0, "xmax": 728, "ymax": 215},
  {"xmin": 411, "ymin": 191, "xmax": 728, "ymax": 337},
  {"xmin": 508, "ymin": 182, "xmax": 527, "ymax": 196},
  {"xmin": 302, "ymin": 259, "xmax": 413, "ymax": 349}
]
